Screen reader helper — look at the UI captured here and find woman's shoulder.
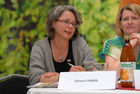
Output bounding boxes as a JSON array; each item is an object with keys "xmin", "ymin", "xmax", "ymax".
[
  {"xmin": 72, "ymin": 36, "xmax": 88, "ymax": 50},
  {"xmin": 105, "ymin": 36, "xmax": 124, "ymax": 46},
  {"xmin": 33, "ymin": 37, "xmax": 49, "ymax": 48},
  {"xmin": 100, "ymin": 37, "xmax": 124, "ymax": 61},
  {"xmin": 73, "ymin": 36, "xmax": 87, "ymax": 45}
]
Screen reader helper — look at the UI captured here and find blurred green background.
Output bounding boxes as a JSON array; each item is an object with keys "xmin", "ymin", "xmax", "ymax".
[{"xmin": 0, "ymin": 0, "xmax": 120, "ymax": 77}]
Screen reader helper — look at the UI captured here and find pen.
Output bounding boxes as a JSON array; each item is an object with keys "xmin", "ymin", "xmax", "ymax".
[
  {"xmin": 68, "ymin": 63, "xmax": 85, "ymax": 72},
  {"xmin": 68, "ymin": 63, "xmax": 74, "ymax": 67},
  {"xmin": 68, "ymin": 63, "xmax": 84, "ymax": 67}
]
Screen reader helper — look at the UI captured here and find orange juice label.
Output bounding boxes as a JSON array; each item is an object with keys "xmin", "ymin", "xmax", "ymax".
[{"xmin": 120, "ymin": 62, "xmax": 136, "ymax": 82}]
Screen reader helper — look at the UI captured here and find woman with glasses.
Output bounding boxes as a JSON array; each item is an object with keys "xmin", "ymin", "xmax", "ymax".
[{"xmin": 29, "ymin": 5, "xmax": 97, "ymax": 85}]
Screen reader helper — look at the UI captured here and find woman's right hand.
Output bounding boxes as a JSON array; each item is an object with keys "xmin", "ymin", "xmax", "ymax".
[
  {"xmin": 40, "ymin": 72, "xmax": 59, "ymax": 83},
  {"xmin": 69, "ymin": 66, "xmax": 86, "ymax": 72},
  {"xmin": 130, "ymin": 33, "xmax": 140, "ymax": 48}
]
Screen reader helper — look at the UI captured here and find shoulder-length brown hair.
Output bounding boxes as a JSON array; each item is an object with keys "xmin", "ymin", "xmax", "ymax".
[
  {"xmin": 46, "ymin": 5, "xmax": 83, "ymax": 40},
  {"xmin": 115, "ymin": 4, "xmax": 140, "ymax": 36}
]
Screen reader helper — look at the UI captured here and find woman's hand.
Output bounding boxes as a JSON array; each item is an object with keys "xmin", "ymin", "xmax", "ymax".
[
  {"xmin": 69, "ymin": 66, "xmax": 86, "ymax": 72},
  {"xmin": 43, "ymin": 72, "xmax": 59, "ymax": 78},
  {"xmin": 105, "ymin": 55, "xmax": 120, "ymax": 80},
  {"xmin": 130, "ymin": 33, "xmax": 140, "ymax": 48},
  {"xmin": 40, "ymin": 72, "xmax": 59, "ymax": 83}
]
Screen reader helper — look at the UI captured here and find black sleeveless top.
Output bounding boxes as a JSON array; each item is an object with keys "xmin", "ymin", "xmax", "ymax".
[{"xmin": 48, "ymin": 38, "xmax": 75, "ymax": 73}]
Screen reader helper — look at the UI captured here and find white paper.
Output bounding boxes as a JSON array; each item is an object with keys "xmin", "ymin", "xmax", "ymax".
[
  {"xmin": 58, "ymin": 71, "xmax": 116, "ymax": 90},
  {"xmin": 27, "ymin": 82, "xmax": 58, "ymax": 88},
  {"xmin": 134, "ymin": 70, "xmax": 140, "ymax": 89}
]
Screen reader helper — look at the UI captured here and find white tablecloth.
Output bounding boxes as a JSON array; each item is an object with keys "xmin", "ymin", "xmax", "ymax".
[{"xmin": 27, "ymin": 88, "xmax": 140, "ymax": 94}]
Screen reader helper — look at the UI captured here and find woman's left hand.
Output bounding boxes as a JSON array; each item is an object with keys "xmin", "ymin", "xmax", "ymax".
[
  {"xmin": 130, "ymin": 33, "xmax": 140, "ymax": 47},
  {"xmin": 40, "ymin": 72, "xmax": 59, "ymax": 83}
]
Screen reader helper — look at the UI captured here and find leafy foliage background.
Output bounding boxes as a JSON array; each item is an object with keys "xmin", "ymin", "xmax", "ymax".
[
  {"xmin": 0, "ymin": 0, "xmax": 119, "ymax": 77},
  {"xmin": 73, "ymin": 0, "xmax": 120, "ymax": 62}
]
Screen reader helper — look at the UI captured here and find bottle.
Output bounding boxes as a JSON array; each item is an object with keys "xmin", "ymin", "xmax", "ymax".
[{"xmin": 120, "ymin": 35, "xmax": 136, "ymax": 88}]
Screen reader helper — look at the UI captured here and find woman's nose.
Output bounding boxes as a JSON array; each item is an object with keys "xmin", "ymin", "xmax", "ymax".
[
  {"xmin": 128, "ymin": 18, "xmax": 133, "ymax": 24},
  {"xmin": 67, "ymin": 23, "xmax": 74, "ymax": 29}
]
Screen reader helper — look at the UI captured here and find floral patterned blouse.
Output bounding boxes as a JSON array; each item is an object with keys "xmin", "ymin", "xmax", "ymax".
[{"xmin": 100, "ymin": 36, "xmax": 140, "ymax": 69}]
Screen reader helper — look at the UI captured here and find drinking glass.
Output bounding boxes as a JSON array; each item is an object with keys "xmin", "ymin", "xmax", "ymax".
[{"xmin": 93, "ymin": 63, "xmax": 108, "ymax": 71}]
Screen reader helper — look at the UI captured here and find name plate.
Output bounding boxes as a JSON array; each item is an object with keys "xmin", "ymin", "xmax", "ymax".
[
  {"xmin": 134, "ymin": 70, "xmax": 140, "ymax": 89},
  {"xmin": 58, "ymin": 71, "xmax": 116, "ymax": 90}
]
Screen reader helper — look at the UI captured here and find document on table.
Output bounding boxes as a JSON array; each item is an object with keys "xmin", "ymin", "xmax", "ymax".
[{"xmin": 27, "ymin": 82, "xmax": 58, "ymax": 88}]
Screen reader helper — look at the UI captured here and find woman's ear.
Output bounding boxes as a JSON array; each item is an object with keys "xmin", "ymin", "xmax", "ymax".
[{"xmin": 52, "ymin": 20, "xmax": 56, "ymax": 28}]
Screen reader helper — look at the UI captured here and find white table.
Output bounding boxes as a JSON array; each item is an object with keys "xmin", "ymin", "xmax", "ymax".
[{"xmin": 27, "ymin": 88, "xmax": 140, "ymax": 94}]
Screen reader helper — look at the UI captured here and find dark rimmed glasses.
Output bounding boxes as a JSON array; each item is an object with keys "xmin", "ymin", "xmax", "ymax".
[{"xmin": 57, "ymin": 19, "xmax": 78, "ymax": 28}]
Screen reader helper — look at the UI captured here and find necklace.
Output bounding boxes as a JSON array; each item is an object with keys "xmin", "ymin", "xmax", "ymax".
[
  {"xmin": 52, "ymin": 39, "xmax": 68, "ymax": 62},
  {"xmin": 59, "ymin": 56, "xmax": 63, "ymax": 61}
]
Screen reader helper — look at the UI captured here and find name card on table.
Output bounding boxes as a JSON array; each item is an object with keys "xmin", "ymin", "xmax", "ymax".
[
  {"xmin": 58, "ymin": 71, "xmax": 117, "ymax": 90},
  {"xmin": 134, "ymin": 70, "xmax": 140, "ymax": 89}
]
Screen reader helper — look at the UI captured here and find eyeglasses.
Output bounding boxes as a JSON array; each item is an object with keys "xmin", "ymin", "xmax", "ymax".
[{"xmin": 57, "ymin": 19, "xmax": 78, "ymax": 28}]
